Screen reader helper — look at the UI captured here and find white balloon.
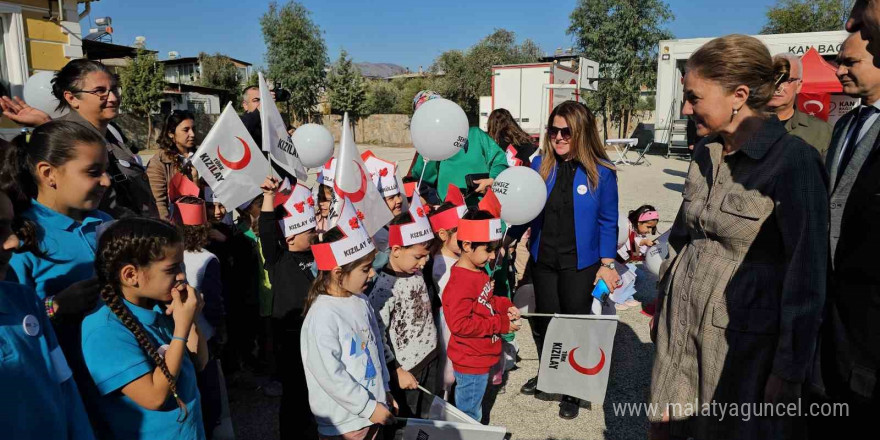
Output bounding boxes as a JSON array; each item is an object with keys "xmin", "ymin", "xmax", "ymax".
[
  {"xmin": 291, "ymin": 123, "xmax": 335, "ymax": 168},
  {"xmin": 618, "ymin": 214, "xmax": 630, "ymax": 248},
  {"xmin": 23, "ymin": 71, "xmax": 68, "ymax": 119},
  {"xmin": 644, "ymin": 230, "xmax": 671, "ymax": 276},
  {"xmin": 410, "ymin": 98, "xmax": 469, "ymax": 161},
  {"xmin": 491, "ymin": 166, "xmax": 547, "ymax": 225}
]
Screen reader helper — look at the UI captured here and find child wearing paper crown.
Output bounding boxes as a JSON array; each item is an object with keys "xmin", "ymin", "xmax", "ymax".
[
  {"xmin": 171, "ymin": 191, "xmax": 229, "ymax": 440},
  {"xmin": 427, "ymin": 184, "xmax": 468, "ymax": 394},
  {"xmin": 367, "ymin": 191, "xmax": 439, "ymax": 419},
  {"xmin": 442, "ymin": 208, "xmax": 522, "ymax": 423},
  {"xmin": 258, "ymin": 176, "xmax": 320, "ymax": 439},
  {"xmin": 362, "ymin": 151, "xmax": 404, "ymax": 274},
  {"xmin": 302, "ymin": 198, "xmax": 397, "ymax": 440}
]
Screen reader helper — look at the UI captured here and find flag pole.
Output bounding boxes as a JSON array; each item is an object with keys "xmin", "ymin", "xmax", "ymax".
[
  {"xmin": 416, "ymin": 159, "xmax": 428, "ymax": 192},
  {"xmin": 520, "ymin": 312, "xmax": 620, "ymax": 320}
]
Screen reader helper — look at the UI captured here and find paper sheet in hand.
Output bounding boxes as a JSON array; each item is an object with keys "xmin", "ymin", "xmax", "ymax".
[{"xmin": 403, "ymin": 419, "xmax": 506, "ymax": 440}]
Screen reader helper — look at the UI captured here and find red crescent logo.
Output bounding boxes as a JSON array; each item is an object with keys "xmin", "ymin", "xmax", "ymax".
[
  {"xmin": 217, "ymin": 137, "xmax": 252, "ymax": 170},
  {"xmin": 334, "ymin": 161, "xmax": 369, "ymax": 203},
  {"xmin": 568, "ymin": 347, "xmax": 605, "ymax": 375}
]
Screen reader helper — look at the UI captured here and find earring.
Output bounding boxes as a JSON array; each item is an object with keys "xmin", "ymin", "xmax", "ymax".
[{"xmin": 732, "ymin": 108, "xmax": 739, "ymax": 116}]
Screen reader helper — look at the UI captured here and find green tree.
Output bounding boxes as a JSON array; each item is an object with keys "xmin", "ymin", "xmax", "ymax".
[
  {"xmin": 260, "ymin": 1, "xmax": 327, "ymax": 123},
  {"xmin": 569, "ymin": 0, "xmax": 673, "ymax": 139},
  {"xmin": 431, "ymin": 29, "xmax": 543, "ymax": 121},
  {"xmin": 391, "ymin": 77, "xmax": 440, "ymax": 114},
  {"xmin": 327, "ymin": 49, "xmax": 367, "ymax": 119},
  {"xmin": 761, "ymin": 0, "xmax": 853, "ymax": 34},
  {"xmin": 197, "ymin": 52, "xmax": 242, "ymax": 109},
  {"xmin": 364, "ymin": 80, "xmax": 400, "ymax": 114},
  {"xmin": 119, "ymin": 47, "xmax": 165, "ymax": 147}
]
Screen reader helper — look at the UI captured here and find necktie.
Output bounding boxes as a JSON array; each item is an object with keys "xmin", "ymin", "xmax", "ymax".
[{"xmin": 838, "ymin": 105, "xmax": 878, "ymax": 184}]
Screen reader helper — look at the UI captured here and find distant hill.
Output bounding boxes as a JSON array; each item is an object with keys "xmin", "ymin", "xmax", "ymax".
[{"xmin": 355, "ymin": 62, "xmax": 408, "ymax": 78}]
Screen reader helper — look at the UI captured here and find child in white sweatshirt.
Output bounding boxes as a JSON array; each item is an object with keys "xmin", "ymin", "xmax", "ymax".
[{"xmin": 302, "ymin": 201, "xmax": 397, "ymax": 440}]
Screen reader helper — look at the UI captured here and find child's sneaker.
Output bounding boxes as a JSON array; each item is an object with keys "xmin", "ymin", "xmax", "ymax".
[
  {"xmin": 615, "ymin": 303, "xmax": 630, "ymax": 311},
  {"xmin": 624, "ymin": 299, "xmax": 641, "ymax": 307}
]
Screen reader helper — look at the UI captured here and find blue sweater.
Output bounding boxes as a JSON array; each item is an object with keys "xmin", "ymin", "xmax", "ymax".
[{"xmin": 516, "ymin": 155, "xmax": 619, "ymax": 270}]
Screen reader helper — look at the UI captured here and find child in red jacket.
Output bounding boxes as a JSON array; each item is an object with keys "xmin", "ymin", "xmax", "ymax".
[{"xmin": 442, "ymin": 209, "xmax": 521, "ymax": 422}]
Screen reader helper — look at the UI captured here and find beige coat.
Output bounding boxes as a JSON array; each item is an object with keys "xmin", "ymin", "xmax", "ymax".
[
  {"xmin": 146, "ymin": 151, "xmax": 198, "ymax": 220},
  {"xmin": 650, "ymin": 119, "xmax": 828, "ymax": 439}
]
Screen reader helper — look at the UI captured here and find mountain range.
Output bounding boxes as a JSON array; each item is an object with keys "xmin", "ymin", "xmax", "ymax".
[{"xmin": 354, "ymin": 62, "xmax": 409, "ymax": 78}]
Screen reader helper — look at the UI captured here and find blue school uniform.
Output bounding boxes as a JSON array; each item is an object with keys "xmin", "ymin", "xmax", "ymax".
[
  {"xmin": 0, "ymin": 281, "xmax": 95, "ymax": 439},
  {"xmin": 81, "ymin": 299, "xmax": 204, "ymax": 440},
  {"xmin": 7, "ymin": 200, "xmax": 113, "ymax": 299}
]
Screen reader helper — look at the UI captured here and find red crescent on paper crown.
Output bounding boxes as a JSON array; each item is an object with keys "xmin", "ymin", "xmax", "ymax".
[
  {"xmin": 334, "ymin": 161, "xmax": 369, "ymax": 203},
  {"xmin": 568, "ymin": 347, "xmax": 605, "ymax": 375},
  {"xmin": 217, "ymin": 137, "xmax": 252, "ymax": 170}
]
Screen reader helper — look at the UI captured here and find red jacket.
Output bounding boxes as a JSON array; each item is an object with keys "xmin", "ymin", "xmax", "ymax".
[{"xmin": 441, "ymin": 265, "xmax": 513, "ymax": 374}]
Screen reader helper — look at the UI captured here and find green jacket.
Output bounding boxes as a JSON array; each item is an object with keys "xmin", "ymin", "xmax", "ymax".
[
  {"xmin": 412, "ymin": 127, "xmax": 508, "ymax": 204},
  {"xmin": 784, "ymin": 109, "xmax": 833, "ymax": 155}
]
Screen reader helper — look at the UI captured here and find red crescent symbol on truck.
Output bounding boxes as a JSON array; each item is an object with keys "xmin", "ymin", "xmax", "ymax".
[
  {"xmin": 568, "ymin": 347, "xmax": 605, "ymax": 375},
  {"xmin": 217, "ymin": 137, "xmax": 252, "ymax": 170}
]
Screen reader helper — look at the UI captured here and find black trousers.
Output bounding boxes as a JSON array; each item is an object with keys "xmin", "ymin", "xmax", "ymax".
[
  {"xmin": 388, "ymin": 353, "xmax": 441, "ymax": 419},
  {"xmin": 276, "ymin": 310, "xmax": 318, "ymax": 440},
  {"xmin": 530, "ymin": 261, "xmax": 602, "ymax": 360}
]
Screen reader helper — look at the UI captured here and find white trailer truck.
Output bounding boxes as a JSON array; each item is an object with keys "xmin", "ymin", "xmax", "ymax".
[{"xmin": 479, "ymin": 56, "xmax": 599, "ymax": 142}]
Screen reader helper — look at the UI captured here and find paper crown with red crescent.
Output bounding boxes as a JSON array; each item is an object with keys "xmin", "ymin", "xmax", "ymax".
[
  {"xmin": 319, "ymin": 157, "xmax": 336, "ymax": 187},
  {"xmin": 388, "ymin": 189, "xmax": 434, "ymax": 247},
  {"xmin": 278, "ymin": 183, "xmax": 317, "ymax": 238},
  {"xmin": 457, "ymin": 217, "xmax": 503, "ymax": 243},
  {"xmin": 168, "ymin": 173, "xmax": 207, "ymax": 226},
  {"xmin": 311, "ymin": 197, "xmax": 375, "ymax": 270},
  {"xmin": 361, "ymin": 150, "xmax": 400, "ymax": 198},
  {"xmin": 429, "ymin": 184, "xmax": 467, "ymax": 232}
]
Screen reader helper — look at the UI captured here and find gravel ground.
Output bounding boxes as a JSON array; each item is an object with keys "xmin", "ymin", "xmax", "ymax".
[{"xmin": 220, "ymin": 146, "xmax": 692, "ymax": 440}]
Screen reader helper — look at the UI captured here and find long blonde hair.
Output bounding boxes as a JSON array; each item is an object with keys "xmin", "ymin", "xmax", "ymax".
[{"xmin": 540, "ymin": 101, "xmax": 614, "ymax": 189}]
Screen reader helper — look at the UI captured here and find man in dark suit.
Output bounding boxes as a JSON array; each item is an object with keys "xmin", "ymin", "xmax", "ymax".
[{"xmin": 820, "ymin": 31, "xmax": 880, "ymax": 431}]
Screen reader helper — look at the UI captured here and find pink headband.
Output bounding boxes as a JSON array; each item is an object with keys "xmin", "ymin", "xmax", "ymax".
[{"xmin": 638, "ymin": 211, "xmax": 659, "ymax": 222}]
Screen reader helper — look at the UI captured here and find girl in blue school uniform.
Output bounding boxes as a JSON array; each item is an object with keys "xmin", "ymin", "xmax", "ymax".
[
  {"xmin": 0, "ymin": 186, "xmax": 95, "ymax": 440},
  {"xmin": 1, "ymin": 120, "xmax": 114, "ymax": 430},
  {"xmin": 82, "ymin": 217, "xmax": 209, "ymax": 440}
]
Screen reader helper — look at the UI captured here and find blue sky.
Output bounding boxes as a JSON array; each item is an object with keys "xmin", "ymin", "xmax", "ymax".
[{"xmin": 80, "ymin": 0, "xmax": 797, "ymax": 70}]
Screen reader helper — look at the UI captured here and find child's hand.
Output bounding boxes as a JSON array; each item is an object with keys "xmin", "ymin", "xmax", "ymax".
[
  {"xmin": 396, "ymin": 367, "xmax": 419, "ymax": 390},
  {"xmin": 509, "ymin": 318, "xmax": 522, "ymax": 332},
  {"xmin": 169, "ymin": 284, "xmax": 200, "ymax": 331},
  {"xmin": 507, "ymin": 306, "xmax": 520, "ymax": 321},
  {"xmin": 260, "ymin": 176, "xmax": 280, "ymax": 196},
  {"xmin": 369, "ymin": 402, "xmax": 395, "ymax": 425},
  {"xmin": 641, "ymin": 239, "xmax": 656, "ymax": 247}
]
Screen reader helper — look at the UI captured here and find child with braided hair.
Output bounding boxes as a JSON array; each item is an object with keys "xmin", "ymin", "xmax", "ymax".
[{"xmin": 81, "ymin": 218, "xmax": 209, "ymax": 440}]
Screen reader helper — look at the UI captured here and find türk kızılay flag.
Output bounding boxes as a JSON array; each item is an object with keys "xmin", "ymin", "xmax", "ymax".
[
  {"xmin": 537, "ymin": 314, "xmax": 619, "ymax": 403},
  {"xmin": 259, "ymin": 72, "xmax": 308, "ymax": 181},
  {"xmin": 192, "ymin": 103, "xmax": 269, "ymax": 210},
  {"xmin": 403, "ymin": 419, "xmax": 506, "ymax": 440},
  {"xmin": 331, "ymin": 112, "xmax": 393, "ymax": 236}
]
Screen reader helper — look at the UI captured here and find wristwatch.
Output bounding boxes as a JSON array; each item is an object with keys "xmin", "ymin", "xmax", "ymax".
[{"xmin": 600, "ymin": 261, "xmax": 615, "ymax": 270}]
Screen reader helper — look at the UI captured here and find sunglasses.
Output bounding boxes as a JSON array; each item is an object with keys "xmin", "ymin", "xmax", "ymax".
[{"xmin": 548, "ymin": 126, "xmax": 572, "ymax": 140}]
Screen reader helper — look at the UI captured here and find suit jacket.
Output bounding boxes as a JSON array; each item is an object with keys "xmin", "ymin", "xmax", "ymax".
[{"xmin": 822, "ymin": 107, "xmax": 880, "ymax": 403}]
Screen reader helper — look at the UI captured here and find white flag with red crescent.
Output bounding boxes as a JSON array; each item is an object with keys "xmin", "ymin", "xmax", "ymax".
[
  {"xmin": 402, "ymin": 419, "xmax": 506, "ymax": 440},
  {"xmin": 259, "ymin": 72, "xmax": 307, "ymax": 181},
  {"xmin": 192, "ymin": 103, "xmax": 269, "ymax": 209},
  {"xmin": 330, "ymin": 112, "xmax": 392, "ymax": 236},
  {"xmin": 537, "ymin": 314, "xmax": 619, "ymax": 403}
]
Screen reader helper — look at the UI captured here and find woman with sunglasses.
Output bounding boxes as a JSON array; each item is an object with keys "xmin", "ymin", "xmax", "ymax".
[
  {"xmin": 147, "ymin": 110, "xmax": 199, "ymax": 220},
  {"xmin": 0, "ymin": 59, "xmax": 158, "ymax": 219},
  {"xmin": 509, "ymin": 101, "xmax": 620, "ymax": 420}
]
